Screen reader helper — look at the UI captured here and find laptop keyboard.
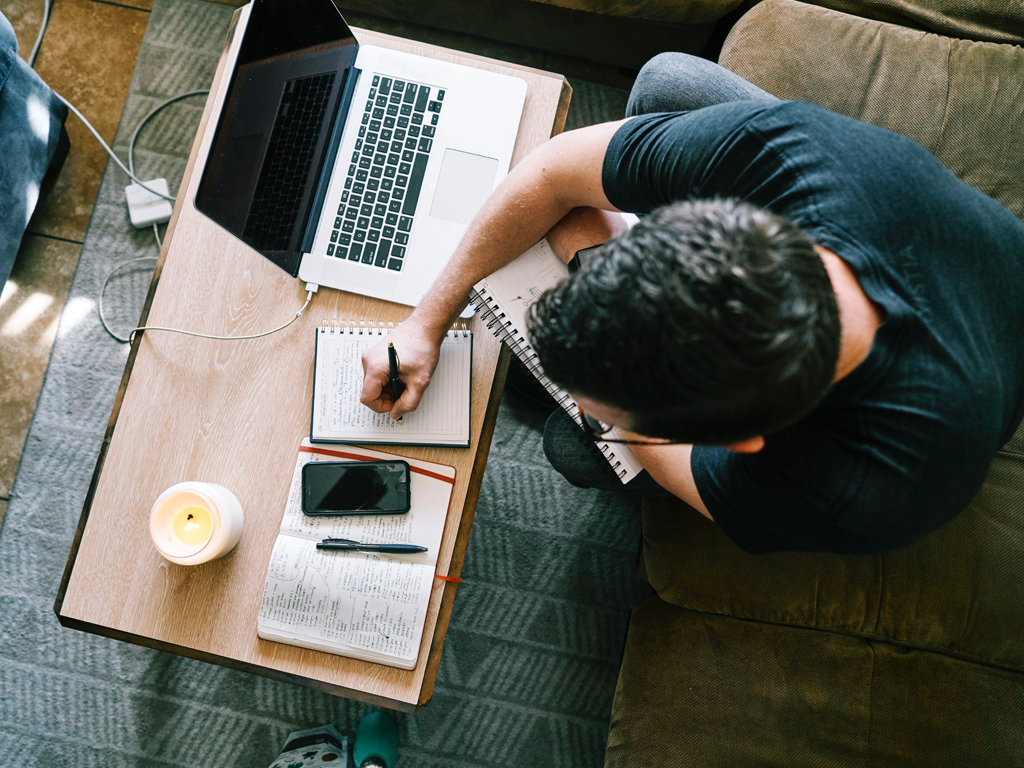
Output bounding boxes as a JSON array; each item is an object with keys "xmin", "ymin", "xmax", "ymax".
[
  {"xmin": 325, "ymin": 74, "xmax": 445, "ymax": 272},
  {"xmin": 244, "ymin": 73, "xmax": 336, "ymax": 252}
]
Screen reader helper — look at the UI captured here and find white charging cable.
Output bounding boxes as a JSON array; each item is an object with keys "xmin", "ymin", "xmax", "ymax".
[
  {"xmin": 55, "ymin": 93, "xmax": 176, "ymax": 202},
  {"xmin": 70, "ymin": 87, "xmax": 318, "ymax": 344},
  {"xmin": 98, "ymin": 258, "xmax": 317, "ymax": 344},
  {"xmin": 125, "ymin": 288, "xmax": 316, "ymax": 344},
  {"xmin": 27, "ymin": 0, "xmax": 51, "ymax": 68},
  {"xmin": 126, "ymin": 89, "xmax": 210, "ymax": 201},
  {"xmin": 127, "ymin": 90, "xmax": 209, "ymax": 248}
]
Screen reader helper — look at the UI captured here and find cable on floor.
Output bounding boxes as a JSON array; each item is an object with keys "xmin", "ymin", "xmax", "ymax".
[
  {"xmin": 28, "ymin": 0, "xmax": 51, "ymax": 68},
  {"xmin": 49, "ymin": 57, "xmax": 312, "ymax": 344},
  {"xmin": 126, "ymin": 90, "xmax": 208, "ymax": 249}
]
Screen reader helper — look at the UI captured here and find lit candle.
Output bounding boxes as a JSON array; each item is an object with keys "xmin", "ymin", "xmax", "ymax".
[{"xmin": 150, "ymin": 482, "xmax": 244, "ymax": 565}]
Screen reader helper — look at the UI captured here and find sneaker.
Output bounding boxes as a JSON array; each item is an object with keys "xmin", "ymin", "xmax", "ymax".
[
  {"xmin": 353, "ymin": 712, "xmax": 398, "ymax": 768},
  {"xmin": 269, "ymin": 724, "xmax": 347, "ymax": 767}
]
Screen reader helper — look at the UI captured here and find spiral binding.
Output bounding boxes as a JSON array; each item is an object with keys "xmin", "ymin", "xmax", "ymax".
[
  {"xmin": 469, "ymin": 287, "xmax": 626, "ymax": 479},
  {"xmin": 316, "ymin": 320, "xmax": 471, "ymax": 338}
]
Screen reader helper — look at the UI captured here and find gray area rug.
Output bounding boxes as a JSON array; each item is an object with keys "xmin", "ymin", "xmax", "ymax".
[{"xmin": 0, "ymin": 1, "xmax": 646, "ymax": 765}]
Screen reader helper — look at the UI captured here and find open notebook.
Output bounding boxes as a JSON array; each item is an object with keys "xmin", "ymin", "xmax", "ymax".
[
  {"xmin": 472, "ymin": 237, "xmax": 643, "ymax": 483},
  {"xmin": 312, "ymin": 324, "xmax": 472, "ymax": 447},
  {"xmin": 257, "ymin": 439, "xmax": 456, "ymax": 669}
]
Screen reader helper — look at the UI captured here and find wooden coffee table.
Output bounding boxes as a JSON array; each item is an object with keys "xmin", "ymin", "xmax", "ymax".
[{"xmin": 54, "ymin": 10, "xmax": 570, "ymax": 712}]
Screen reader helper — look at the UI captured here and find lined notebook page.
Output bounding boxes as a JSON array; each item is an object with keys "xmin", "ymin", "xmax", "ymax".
[{"xmin": 312, "ymin": 328, "xmax": 472, "ymax": 446}]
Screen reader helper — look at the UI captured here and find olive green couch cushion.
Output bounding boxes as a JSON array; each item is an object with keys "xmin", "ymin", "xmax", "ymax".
[
  {"xmin": 606, "ymin": 597, "xmax": 1024, "ymax": 767},
  {"xmin": 719, "ymin": 0, "xmax": 1024, "ymax": 222}
]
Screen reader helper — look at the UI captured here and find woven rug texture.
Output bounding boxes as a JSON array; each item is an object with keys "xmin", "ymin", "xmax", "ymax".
[{"xmin": 0, "ymin": 1, "xmax": 648, "ymax": 766}]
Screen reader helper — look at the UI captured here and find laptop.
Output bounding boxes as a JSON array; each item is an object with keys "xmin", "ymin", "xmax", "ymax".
[{"xmin": 195, "ymin": 0, "xmax": 527, "ymax": 307}]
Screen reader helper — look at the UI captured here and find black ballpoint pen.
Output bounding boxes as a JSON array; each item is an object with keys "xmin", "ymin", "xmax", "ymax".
[
  {"xmin": 317, "ymin": 538, "xmax": 428, "ymax": 553},
  {"xmin": 387, "ymin": 341, "xmax": 404, "ymax": 422}
]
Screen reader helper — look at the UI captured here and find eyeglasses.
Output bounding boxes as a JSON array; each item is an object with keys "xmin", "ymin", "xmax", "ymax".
[{"xmin": 577, "ymin": 405, "xmax": 682, "ymax": 446}]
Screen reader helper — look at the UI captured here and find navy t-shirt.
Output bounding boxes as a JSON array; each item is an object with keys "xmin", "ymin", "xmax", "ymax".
[{"xmin": 602, "ymin": 101, "xmax": 1024, "ymax": 555}]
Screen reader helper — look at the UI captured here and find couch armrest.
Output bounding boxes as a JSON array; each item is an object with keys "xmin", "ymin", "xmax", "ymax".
[
  {"xmin": 720, "ymin": 0, "xmax": 1024, "ymax": 222},
  {"xmin": 802, "ymin": 0, "xmax": 1024, "ymax": 46}
]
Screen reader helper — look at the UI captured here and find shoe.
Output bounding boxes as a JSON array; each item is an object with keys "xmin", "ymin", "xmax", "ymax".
[
  {"xmin": 269, "ymin": 724, "xmax": 346, "ymax": 767},
  {"xmin": 353, "ymin": 712, "xmax": 398, "ymax": 768}
]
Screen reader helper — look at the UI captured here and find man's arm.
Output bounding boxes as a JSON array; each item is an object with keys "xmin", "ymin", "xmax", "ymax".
[
  {"xmin": 360, "ymin": 118, "xmax": 631, "ymax": 418},
  {"xmin": 626, "ymin": 442, "xmax": 713, "ymax": 520}
]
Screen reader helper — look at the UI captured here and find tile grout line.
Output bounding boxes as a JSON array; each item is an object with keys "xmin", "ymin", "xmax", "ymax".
[
  {"xmin": 87, "ymin": 0, "xmax": 152, "ymax": 12},
  {"xmin": 25, "ymin": 232, "xmax": 85, "ymax": 246}
]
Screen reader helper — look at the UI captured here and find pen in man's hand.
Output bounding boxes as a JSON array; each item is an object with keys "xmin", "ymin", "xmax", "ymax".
[
  {"xmin": 387, "ymin": 341, "xmax": 404, "ymax": 422},
  {"xmin": 317, "ymin": 539, "xmax": 427, "ymax": 553}
]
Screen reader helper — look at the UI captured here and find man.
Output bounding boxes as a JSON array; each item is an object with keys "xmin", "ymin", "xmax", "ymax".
[{"xmin": 360, "ymin": 53, "xmax": 1024, "ymax": 555}]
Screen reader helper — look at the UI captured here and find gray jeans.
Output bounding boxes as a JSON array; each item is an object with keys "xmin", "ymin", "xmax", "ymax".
[{"xmin": 541, "ymin": 53, "xmax": 777, "ymax": 495}]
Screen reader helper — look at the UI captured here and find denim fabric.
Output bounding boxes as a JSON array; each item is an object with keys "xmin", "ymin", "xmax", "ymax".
[
  {"xmin": 625, "ymin": 51, "xmax": 778, "ymax": 116},
  {"xmin": 0, "ymin": 11, "xmax": 68, "ymax": 286},
  {"xmin": 540, "ymin": 52, "xmax": 773, "ymax": 494}
]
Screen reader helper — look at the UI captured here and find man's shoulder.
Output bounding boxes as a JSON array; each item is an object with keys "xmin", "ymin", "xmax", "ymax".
[{"xmin": 692, "ymin": 401, "xmax": 998, "ymax": 555}]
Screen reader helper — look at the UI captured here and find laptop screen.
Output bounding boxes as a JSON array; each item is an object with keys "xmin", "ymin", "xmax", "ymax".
[{"xmin": 195, "ymin": 0, "xmax": 358, "ymax": 276}]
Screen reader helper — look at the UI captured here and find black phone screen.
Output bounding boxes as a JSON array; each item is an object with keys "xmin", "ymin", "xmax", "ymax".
[
  {"xmin": 302, "ymin": 461, "xmax": 411, "ymax": 515},
  {"xmin": 567, "ymin": 244, "xmax": 603, "ymax": 275}
]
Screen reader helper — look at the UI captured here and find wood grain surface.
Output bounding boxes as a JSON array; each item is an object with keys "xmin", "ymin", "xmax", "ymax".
[{"xmin": 56, "ymin": 11, "xmax": 570, "ymax": 711}]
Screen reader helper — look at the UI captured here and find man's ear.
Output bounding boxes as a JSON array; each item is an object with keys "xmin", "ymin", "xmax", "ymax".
[{"xmin": 725, "ymin": 436, "xmax": 765, "ymax": 454}]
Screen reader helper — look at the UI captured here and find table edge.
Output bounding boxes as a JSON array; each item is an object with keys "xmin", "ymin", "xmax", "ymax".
[{"xmin": 54, "ymin": 9, "xmax": 245, "ymax": 622}]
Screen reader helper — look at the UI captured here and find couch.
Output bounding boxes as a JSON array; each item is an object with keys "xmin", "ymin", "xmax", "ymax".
[
  {"xmin": 336, "ymin": 0, "xmax": 733, "ymax": 74},
  {"xmin": 604, "ymin": 0, "xmax": 1024, "ymax": 765}
]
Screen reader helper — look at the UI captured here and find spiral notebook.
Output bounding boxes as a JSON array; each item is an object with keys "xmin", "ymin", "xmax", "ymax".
[
  {"xmin": 311, "ymin": 324, "xmax": 472, "ymax": 447},
  {"xmin": 472, "ymin": 238, "xmax": 643, "ymax": 483}
]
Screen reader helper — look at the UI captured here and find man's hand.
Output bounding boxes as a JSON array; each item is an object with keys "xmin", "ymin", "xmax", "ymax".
[
  {"xmin": 358, "ymin": 118, "xmax": 631, "ymax": 416},
  {"xmin": 546, "ymin": 206, "xmax": 628, "ymax": 265},
  {"xmin": 360, "ymin": 321, "xmax": 442, "ymax": 420}
]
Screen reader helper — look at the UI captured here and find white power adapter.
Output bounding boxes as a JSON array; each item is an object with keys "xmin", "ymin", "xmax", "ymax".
[{"xmin": 125, "ymin": 179, "xmax": 174, "ymax": 228}]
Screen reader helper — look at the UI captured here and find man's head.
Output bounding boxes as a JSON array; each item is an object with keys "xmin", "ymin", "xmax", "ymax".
[{"xmin": 529, "ymin": 198, "xmax": 841, "ymax": 445}]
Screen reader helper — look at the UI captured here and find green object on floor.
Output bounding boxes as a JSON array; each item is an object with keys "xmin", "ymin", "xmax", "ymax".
[{"xmin": 353, "ymin": 712, "xmax": 398, "ymax": 768}]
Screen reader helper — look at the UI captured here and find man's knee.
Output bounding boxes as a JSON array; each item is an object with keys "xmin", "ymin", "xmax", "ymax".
[
  {"xmin": 543, "ymin": 410, "xmax": 601, "ymax": 486},
  {"xmin": 543, "ymin": 410, "xmax": 583, "ymax": 477},
  {"xmin": 626, "ymin": 52, "xmax": 700, "ymax": 116},
  {"xmin": 626, "ymin": 52, "xmax": 779, "ymax": 117}
]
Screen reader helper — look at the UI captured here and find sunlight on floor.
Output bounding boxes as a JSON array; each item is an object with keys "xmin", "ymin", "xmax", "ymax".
[
  {"xmin": 56, "ymin": 295, "xmax": 96, "ymax": 339},
  {"xmin": 1, "ymin": 291, "xmax": 54, "ymax": 337},
  {"xmin": 0, "ymin": 280, "xmax": 17, "ymax": 310}
]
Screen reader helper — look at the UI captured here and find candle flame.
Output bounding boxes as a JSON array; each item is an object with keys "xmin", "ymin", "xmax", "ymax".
[{"xmin": 171, "ymin": 506, "xmax": 213, "ymax": 548}]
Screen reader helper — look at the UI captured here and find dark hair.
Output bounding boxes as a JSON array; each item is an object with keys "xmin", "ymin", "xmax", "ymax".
[{"xmin": 529, "ymin": 198, "xmax": 841, "ymax": 444}]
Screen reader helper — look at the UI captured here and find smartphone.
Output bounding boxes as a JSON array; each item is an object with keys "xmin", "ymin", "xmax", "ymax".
[{"xmin": 301, "ymin": 460, "xmax": 411, "ymax": 516}]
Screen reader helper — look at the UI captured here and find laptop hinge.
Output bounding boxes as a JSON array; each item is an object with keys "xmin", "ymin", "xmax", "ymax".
[{"xmin": 301, "ymin": 65, "xmax": 361, "ymax": 255}]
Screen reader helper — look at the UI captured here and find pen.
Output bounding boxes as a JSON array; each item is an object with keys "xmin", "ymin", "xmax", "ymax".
[
  {"xmin": 387, "ymin": 341, "xmax": 404, "ymax": 422},
  {"xmin": 317, "ymin": 538, "xmax": 428, "ymax": 553}
]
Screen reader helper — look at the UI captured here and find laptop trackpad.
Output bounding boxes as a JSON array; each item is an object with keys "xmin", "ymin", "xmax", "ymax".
[{"xmin": 429, "ymin": 149, "xmax": 499, "ymax": 226}]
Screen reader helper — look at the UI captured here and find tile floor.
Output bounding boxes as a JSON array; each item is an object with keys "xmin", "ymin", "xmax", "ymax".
[
  {"xmin": 0, "ymin": 0, "xmax": 630, "ymax": 527},
  {"xmin": 2, "ymin": 0, "xmax": 153, "ymax": 514}
]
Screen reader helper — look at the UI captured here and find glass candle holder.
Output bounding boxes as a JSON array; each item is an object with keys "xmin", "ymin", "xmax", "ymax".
[{"xmin": 149, "ymin": 481, "xmax": 244, "ymax": 565}]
